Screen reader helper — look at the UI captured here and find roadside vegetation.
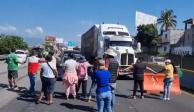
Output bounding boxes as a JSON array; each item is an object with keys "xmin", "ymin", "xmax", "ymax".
[{"xmin": 0, "ymin": 35, "xmax": 28, "ymax": 54}]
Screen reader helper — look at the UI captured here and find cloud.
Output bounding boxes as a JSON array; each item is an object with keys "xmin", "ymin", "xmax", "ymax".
[
  {"xmin": 25, "ymin": 26, "xmax": 44, "ymax": 36},
  {"xmin": 76, "ymin": 34, "xmax": 82, "ymax": 37},
  {"xmin": 0, "ymin": 25, "xmax": 17, "ymax": 33}
]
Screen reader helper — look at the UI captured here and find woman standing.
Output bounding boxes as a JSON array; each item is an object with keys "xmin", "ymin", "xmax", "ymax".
[
  {"xmin": 63, "ymin": 53, "xmax": 78, "ymax": 100},
  {"xmin": 158, "ymin": 59, "xmax": 175, "ymax": 101},
  {"xmin": 37, "ymin": 54, "xmax": 56, "ymax": 105},
  {"xmin": 94, "ymin": 59, "xmax": 112, "ymax": 112},
  {"xmin": 123, "ymin": 58, "xmax": 156, "ymax": 99},
  {"xmin": 76, "ymin": 56, "xmax": 91, "ymax": 99}
]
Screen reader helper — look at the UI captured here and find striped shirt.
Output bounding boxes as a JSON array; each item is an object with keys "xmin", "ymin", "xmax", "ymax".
[{"xmin": 28, "ymin": 56, "xmax": 40, "ymax": 75}]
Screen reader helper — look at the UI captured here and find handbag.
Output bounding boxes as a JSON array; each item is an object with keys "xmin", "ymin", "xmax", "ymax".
[{"xmin": 47, "ymin": 62, "xmax": 58, "ymax": 78}]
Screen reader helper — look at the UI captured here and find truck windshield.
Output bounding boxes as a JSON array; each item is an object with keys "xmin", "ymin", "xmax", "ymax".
[
  {"xmin": 109, "ymin": 41, "xmax": 132, "ymax": 47},
  {"xmin": 103, "ymin": 31, "xmax": 116, "ymax": 35},
  {"xmin": 118, "ymin": 32, "xmax": 129, "ymax": 36}
]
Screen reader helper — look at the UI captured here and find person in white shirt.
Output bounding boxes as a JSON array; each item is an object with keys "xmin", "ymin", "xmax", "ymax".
[
  {"xmin": 49, "ymin": 51, "xmax": 57, "ymax": 70},
  {"xmin": 36, "ymin": 54, "xmax": 56, "ymax": 105},
  {"xmin": 63, "ymin": 53, "xmax": 78, "ymax": 100}
]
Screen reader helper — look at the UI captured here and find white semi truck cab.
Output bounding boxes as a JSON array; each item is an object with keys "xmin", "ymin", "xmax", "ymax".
[{"xmin": 81, "ymin": 24, "xmax": 138, "ymax": 75}]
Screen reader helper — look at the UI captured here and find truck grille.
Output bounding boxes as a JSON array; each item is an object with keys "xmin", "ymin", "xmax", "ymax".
[{"xmin": 121, "ymin": 53, "xmax": 134, "ymax": 65}]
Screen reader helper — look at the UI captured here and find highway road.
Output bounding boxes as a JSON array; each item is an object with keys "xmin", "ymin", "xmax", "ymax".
[{"xmin": 0, "ymin": 62, "xmax": 194, "ymax": 112}]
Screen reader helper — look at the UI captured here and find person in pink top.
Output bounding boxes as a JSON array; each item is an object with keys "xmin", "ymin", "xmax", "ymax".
[
  {"xmin": 76, "ymin": 56, "xmax": 91, "ymax": 99},
  {"xmin": 63, "ymin": 53, "xmax": 78, "ymax": 100}
]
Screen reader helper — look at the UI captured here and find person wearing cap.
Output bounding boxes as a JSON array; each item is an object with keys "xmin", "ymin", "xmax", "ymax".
[
  {"xmin": 157, "ymin": 59, "xmax": 174, "ymax": 101},
  {"xmin": 76, "ymin": 56, "xmax": 91, "ymax": 99},
  {"xmin": 94, "ymin": 59, "xmax": 112, "ymax": 112},
  {"xmin": 104, "ymin": 48, "xmax": 119, "ymax": 112}
]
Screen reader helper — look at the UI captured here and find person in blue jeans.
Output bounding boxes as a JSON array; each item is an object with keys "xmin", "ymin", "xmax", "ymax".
[
  {"xmin": 104, "ymin": 48, "xmax": 119, "ymax": 112},
  {"xmin": 28, "ymin": 51, "xmax": 40, "ymax": 95},
  {"xmin": 88, "ymin": 66, "xmax": 96, "ymax": 102},
  {"xmin": 94, "ymin": 59, "xmax": 112, "ymax": 112},
  {"xmin": 157, "ymin": 59, "xmax": 176, "ymax": 101}
]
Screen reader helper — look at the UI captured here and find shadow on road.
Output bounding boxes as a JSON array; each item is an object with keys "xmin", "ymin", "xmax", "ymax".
[
  {"xmin": 60, "ymin": 102, "xmax": 96, "ymax": 112},
  {"xmin": 116, "ymin": 93, "xmax": 161, "ymax": 100},
  {"xmin": 115, "ymin": 93, "xmax": 129, "ymax": 98},
  {"xmin": 17, "ymin": 94, "xmax": 36, "ymax": 103},
  {"xmin": 53, "ymin": 91, "xmax": 66, "ymax": 99},
  {"xmin": 0, "ymin": 83, "xmax": 8, "ymax": 89},
  {"xmin": 144, "ymin": 94, "xmax": 161, "ymax": 100},
  {"xmin": 117, "ymin": 75, "xmax": 133, "ymax": 80}
]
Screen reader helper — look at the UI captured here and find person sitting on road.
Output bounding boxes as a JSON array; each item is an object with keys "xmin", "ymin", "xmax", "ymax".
[
  {"xmin": 76, "ymin": 56, "xmax": 91, "ymax": 99},
  {"xmin": 94, "ymin": 59, "xmax": 112, "ymax": 112},
  {"xmin": 63, "ymin": 53, "xmax": 78, "ymax": 100},
  {"xmin": 157, "ymin": 59, "xmax": 175, "ymax": 101},
  {"xmin": 123, "ymin": 57, "xmax": 156, "ymax": 99}
]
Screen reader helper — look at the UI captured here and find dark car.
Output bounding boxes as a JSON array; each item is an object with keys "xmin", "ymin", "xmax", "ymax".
[{"xmin": 56, "ymin": 50, "xmax": 85, "ymax": 81}]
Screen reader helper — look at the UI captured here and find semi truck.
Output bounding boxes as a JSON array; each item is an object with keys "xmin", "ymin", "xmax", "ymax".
[{"xmin": 81, "ymin": 24, "xmax": 137, "ymax": 75}]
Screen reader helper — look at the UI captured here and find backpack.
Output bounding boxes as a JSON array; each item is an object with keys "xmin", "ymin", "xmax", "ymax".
[{"xmin": 78, "ymin": 62, "xmax": 87, "ymax": 79}]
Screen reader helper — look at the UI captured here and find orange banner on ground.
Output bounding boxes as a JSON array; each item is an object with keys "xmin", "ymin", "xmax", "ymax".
[{"xmin": 144, "ymin": 73, "xmax": 181, "ymax": 95}]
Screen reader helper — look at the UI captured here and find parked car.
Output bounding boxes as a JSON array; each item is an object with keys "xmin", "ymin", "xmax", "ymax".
[
  {"xmin": 0, "ymin": 54, "xmax": 7, "ymax": 61},
  {"xmin": 15, "ymin": 50, "xmax": 28, "ymax": 63}
]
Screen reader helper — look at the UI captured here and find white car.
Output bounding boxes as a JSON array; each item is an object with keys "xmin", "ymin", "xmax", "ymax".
[
  {"xmin": 150, "ymin": 56, "xmax": 165, "ymax": 66},
  {"xmin": 15, "ymin": 50, "xmax": 28, "ymax": 63}
]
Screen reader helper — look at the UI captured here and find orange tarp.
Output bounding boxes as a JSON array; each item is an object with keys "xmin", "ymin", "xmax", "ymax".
[{"xmin": 144, "ymin": 73, "xmax": 181, "ymax": 95}]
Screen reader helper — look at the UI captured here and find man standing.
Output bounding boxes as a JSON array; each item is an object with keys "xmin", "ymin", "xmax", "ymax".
[
  {"xmin": 28, "ymin": 51, "xmax": 40, "ymax": 95},
  {"xmin": 123, "ymin": 58, "xmax": 156, "ymax": 99},
  {"xmin": 6, "ymin": 48, "xmax": 22, "ymax": 90},
  {"xmin": 104, "ymin": 49, "xmax": 119, "ymax": 112}
]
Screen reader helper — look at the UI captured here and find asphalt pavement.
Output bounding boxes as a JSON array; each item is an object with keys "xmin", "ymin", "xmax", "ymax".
[{"xmin": 0, "ymin": 63, "xmax": 194, "ymax": 112}]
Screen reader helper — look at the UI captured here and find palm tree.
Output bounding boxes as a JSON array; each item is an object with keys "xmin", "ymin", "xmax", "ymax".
[{"xmin": 157, "ymin": 9, "xmax": 177, "ymax": 33}]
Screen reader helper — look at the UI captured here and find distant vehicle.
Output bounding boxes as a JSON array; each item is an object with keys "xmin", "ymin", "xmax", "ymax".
[
  {"xmin": 31, "ymin": 46, "xmax": 44, "ymax": 58},
  {"xmin": 15, "ymin": 50, "xmax": 28, "ymax": 63},
  {"xmin": 60, "ymin": 50, "xmax": 82, "ymax": 62},
  {"xmin": 81, "ymin": 24, "xmax": 137, "ymax": 75},
  {"xmin": 150, "ymin": 56, "xmax": 165, "ymax": 66},
  {"xmin": 0, "ymin": 54, "xmax": 7, "ymax": 61},
  {"xmin": 56, "ymin": 50, "xmax": 85, "ymax": 80}
]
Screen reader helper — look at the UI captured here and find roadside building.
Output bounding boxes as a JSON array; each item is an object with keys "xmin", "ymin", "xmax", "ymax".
[
  {"xmin": 173, "ymin": 18, "xmax": 194, "ymax": 55},
  {"xmin": 158, "ymin": 29, "xmax": 184, "ymax": 54}
]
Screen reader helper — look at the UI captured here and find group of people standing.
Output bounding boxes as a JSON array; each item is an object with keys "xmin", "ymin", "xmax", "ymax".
[{"xmin": 5, "ymin": 47, "xmax": 177, "ymax": 112}]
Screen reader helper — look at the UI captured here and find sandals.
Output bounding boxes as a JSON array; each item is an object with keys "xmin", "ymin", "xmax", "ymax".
[
  {"xmin": 47, "ymin": 102, "xmax": 53, "ymax": 105},
  {"xmin": 35, "ymin": 100, "xmax": 42, "ymax": 104}
]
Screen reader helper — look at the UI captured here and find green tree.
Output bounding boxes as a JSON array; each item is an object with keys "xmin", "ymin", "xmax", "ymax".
[
  {"xmin": 0, "ymin": 35, "xmax": 28, "ymax": 54},
  {"xmin": 135, "ymin": 24, "xmax": 158, "ymax": 49},
  {"xmin": 157, "ymin": 9, "xmax": 177, "ymax": 32}
]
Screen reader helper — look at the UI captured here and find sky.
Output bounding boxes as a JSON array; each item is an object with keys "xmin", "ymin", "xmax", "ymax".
[{"xmin": 0, "ymin": 0, "xmax": 194, "ymax": 46}]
